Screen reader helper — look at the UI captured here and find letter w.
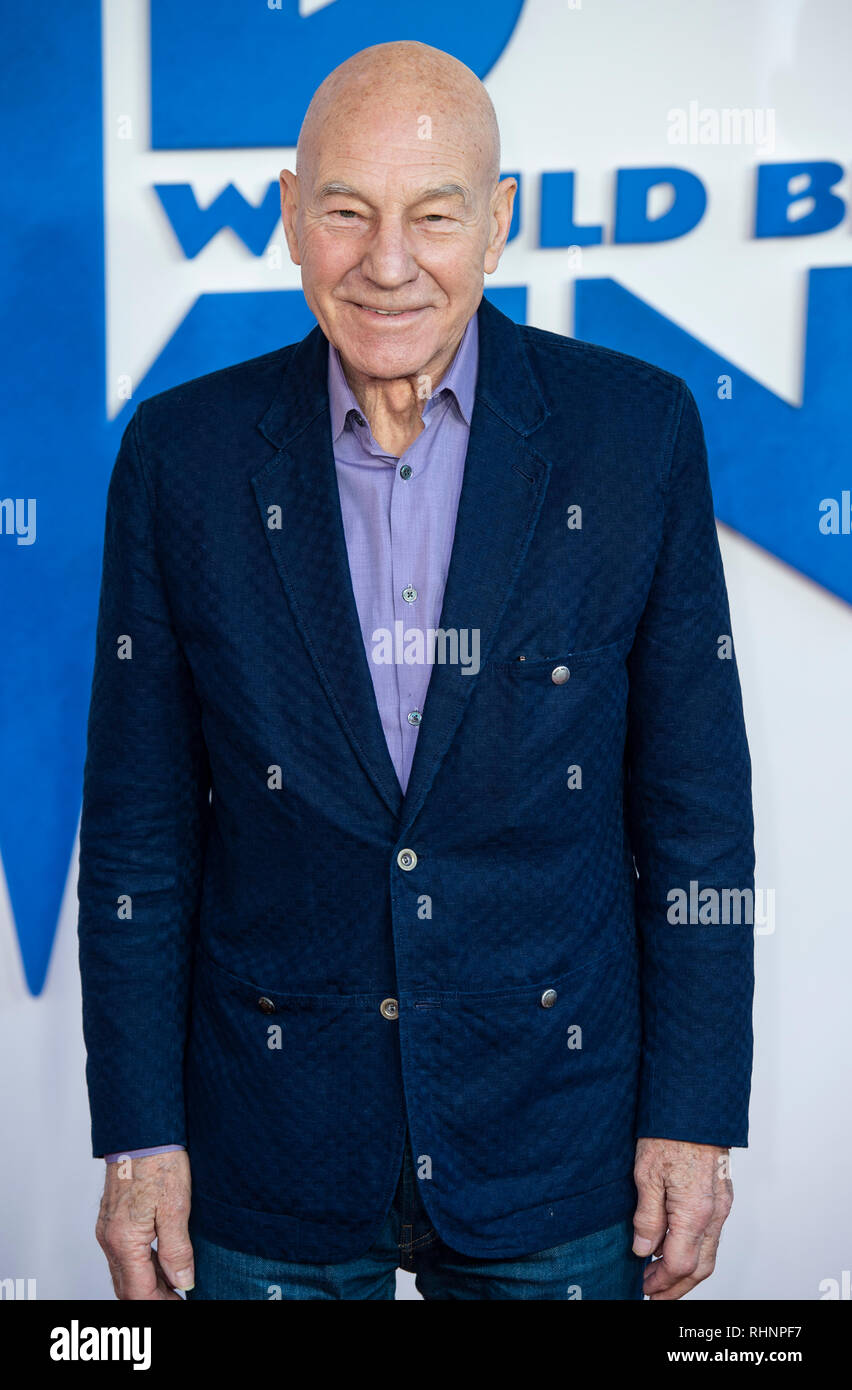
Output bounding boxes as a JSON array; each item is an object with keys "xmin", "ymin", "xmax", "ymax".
[{"xmin": 154, "ymin": 182, "xmax": 280, "ymax": 258}]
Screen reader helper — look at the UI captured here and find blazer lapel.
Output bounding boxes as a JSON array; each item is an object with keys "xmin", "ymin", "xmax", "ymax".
[{"xmin": 252, "ymin": 324, "xmax": 405, "ymax": 819}]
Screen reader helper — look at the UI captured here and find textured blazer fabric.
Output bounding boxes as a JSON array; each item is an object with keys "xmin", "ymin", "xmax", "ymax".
[{"xmin": 77, "ymin": 294, "xmax": 755, "ymax": 1262}]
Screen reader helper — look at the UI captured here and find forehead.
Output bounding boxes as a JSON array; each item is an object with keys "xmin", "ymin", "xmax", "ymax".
[{"xmin": 306, "ymin": 98, "xmax": 484, "ymax": 197}]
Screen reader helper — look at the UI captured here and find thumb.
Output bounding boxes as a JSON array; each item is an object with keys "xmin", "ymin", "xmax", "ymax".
[
  {"xmin": 632, "ymin": 1181, "xmax": 667, "ymax": 1257},
  {"xmin": 156, "ymin": 1214, "xmax": 195, "ymax": 1292}
]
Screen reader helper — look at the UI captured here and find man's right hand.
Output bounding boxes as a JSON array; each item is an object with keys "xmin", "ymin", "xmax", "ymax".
[{"xmin": 96, "ymin": 1150, "xmax": 194, "ymax": 1300}]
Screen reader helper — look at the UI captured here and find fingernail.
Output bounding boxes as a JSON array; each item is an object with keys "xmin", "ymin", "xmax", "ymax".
[
  {"xmin": 633, "ymin": 1236, "xmax": 653, "ymax": 1255},
  {"xmin": 175, "ymin": 1268, "xmax": 195, "ymax": 1290}
]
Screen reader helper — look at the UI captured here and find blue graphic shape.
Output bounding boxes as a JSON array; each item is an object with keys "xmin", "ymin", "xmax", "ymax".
[
  {"xmin": 614, "ymin": 167, "xmax": 707, "ymax": 243},
  {"xmin": 151, "ymin": 0, "xmax": 527, "ymax": 149},
  {"xmin": 1, "ymin": 0, "xmax": 111, "ymax": 995},
  {"xmin": 541, "ymin": 172, "xmax": 603, "ymax": 248},
  {"xmin": 132, "ymin": 292, "xmax": 318, "ymax": 401},
  {"xmin": 155, "ymin": 183, "xmax": 281, "ymax": 258},
  {"xmin": 484, "ymin": 285, "xmax": 527, "ymax": 323},
  {"xmin": 574, "ymin": 267, "xmax": 852, "ymax": 605},
  {"xmin": 755, "ymin": 161, "xmax": 846, "ymax": 238}
]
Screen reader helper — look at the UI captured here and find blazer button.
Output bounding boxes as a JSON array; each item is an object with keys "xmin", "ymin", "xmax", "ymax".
[
  {"xmin": 540, "ymin": 989, "xmax": 558, "ymax": 1008},
  {"xmin": 551, "ymin": 666, "xmax": 570, "ymax": 685},
  {"xmin": 397, "ymin": 848, "xmax": 418, "ymax": 871},
  {"xmin": 380, "ymin": 998, "xmax": 399, "ymax": 1020},
  {"xmin": 257, "ymin": 996, "xmax": 276, "ymax": 1014}
]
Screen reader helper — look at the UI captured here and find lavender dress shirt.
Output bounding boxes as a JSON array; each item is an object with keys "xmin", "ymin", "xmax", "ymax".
[{"xmin": 104, "ymin": 310, "xmax": 479, "ymax": 1161}]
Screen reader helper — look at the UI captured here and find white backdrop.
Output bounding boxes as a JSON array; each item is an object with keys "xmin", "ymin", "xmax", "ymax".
[{"xmin": 1, "ymin": 0, "xmax": 850, "ymax": 1299}]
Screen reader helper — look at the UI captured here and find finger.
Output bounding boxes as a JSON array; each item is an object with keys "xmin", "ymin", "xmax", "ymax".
[
  {"xmin": 113, "ymin": 1245, "xmax": 164, "ymax": 1301},
  {"xmin": 151, "ymin": 1249, "xmax": 185, "ymax": 1301},
  {"xmin": 644, "ymin": 1212, "xmax": 717, "ymax": 1296},
  {"xmin": 642, "ymin": 1220, "xmax": 707, "ymax": 1293},
  {"xmin": 632, "ymin": 1182, "xmax": 668, "ymax": 1257},
  {"xmin": 155, "ymin": 1213, "xmax": 195, "ymax": 1292},
  {"xmin": 646, "ymin": 1248, "xmax": 717, "ymax": 1301}
]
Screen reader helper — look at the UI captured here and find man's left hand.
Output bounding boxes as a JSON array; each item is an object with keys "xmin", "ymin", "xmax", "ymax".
[{"xmin": 632, "ymin": 1137, "xmax": 733, "ymax": 1300}]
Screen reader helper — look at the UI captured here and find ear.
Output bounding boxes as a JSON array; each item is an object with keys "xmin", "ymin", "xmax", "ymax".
[
  {"xmin": 279, "ymin": 170, "xmax": 302, "ymax": 266},
  {"xmin": 484, "ymin": 176, "xmax": 517, "ymax": 275}
]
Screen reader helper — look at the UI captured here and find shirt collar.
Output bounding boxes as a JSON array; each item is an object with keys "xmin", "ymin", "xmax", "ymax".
[{"xmin": 327, "ymin": 310, "xmax": 479, "ymax": 444}]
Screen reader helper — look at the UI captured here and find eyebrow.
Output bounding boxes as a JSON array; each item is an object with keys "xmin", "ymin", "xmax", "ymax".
[{"xmin": 316, "ymin": 181, "xmax": 470, "ymax": 207}]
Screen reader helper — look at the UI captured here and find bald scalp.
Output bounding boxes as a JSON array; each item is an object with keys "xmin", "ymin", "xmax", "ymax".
[{"xmin": 296, "ymin": 40, "xmax": 502, "ymax": 203}]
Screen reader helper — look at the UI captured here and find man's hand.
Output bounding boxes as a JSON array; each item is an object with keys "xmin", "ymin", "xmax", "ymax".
[
  {"xmin": 632, "ymin": 1137, "xmax": 733, "ymax": 1300},
  {"xmin": 96, "ymin": 1151, "xmax": 194, "ymax": 1300}
]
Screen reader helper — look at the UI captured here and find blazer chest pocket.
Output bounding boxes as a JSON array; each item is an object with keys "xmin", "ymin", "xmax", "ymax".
[
  {"xmin": 486, "ymin": 631, "xmax": 635, "ymax": 683},
  {"xmin": 465, "ymin": 633, "xmax": 635, "ymax": 810}
]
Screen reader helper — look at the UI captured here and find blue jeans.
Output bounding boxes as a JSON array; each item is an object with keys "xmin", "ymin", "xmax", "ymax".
[{"xmin": 186, "ymin": 1134, "xmax": 648, "ymax": 1300}]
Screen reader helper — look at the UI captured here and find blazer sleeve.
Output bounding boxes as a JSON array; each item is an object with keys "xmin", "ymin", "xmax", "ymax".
[
  {"xmin": 626, "ymin": 382, "xmax": 755, "ymax": 1148},
  {"xmin": 77, "ymin": 405, "xmax": 211, "ymax": 1157}
]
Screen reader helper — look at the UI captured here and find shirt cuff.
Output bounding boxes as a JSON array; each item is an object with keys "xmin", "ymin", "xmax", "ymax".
[{"xmin": 104, "ymin": 1145, "xmax": 186, "ymax": 1162}]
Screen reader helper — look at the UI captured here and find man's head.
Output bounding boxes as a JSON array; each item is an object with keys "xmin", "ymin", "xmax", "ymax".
[{"xmin": 279, "ymin": 41, "xmax": 516, "ymax": 386}]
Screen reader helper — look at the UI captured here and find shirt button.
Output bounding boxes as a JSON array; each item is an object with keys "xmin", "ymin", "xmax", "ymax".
[
  {"xmin": 541, "ymin": 989, "xmax": 558, "ymax": 1008},
  {"xmin": 380, "ymin": 997, "xmax": 399, "ymax": 1020},
  {"xmin": 407, "ymin": 709, "xmax": 422, "ymax": 726},
  {"xmin": 551, "ymin": 665, "xmax": 570, "ymax": 685},
  {"xmin": 353, "ymin": 412, "xmax": 366, "ymax": 427},
  {"xmin": 399, "ymin": 463, "xmax": 413, "ymax": 480},
  {"xmin": 397, "ymin": 848, "xmax": 418, "ymax": 871},
  {"xmin": 402, "ymin": 586, "xmax": 418, "ymax": 604},
  {"xmin": 257, "ymin": 996, "xmax": 276, "ymax": 1014}
]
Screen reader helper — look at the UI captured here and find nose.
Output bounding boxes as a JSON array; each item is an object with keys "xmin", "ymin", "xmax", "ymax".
[{"xmin": 359, "ymin": 215, "xmax": 420, "ymax": 290}]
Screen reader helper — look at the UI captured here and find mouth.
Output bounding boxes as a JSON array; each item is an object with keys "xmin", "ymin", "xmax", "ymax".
[{"xmin": 349, "ymin": 303, "xmax": 428, "ymax": 323}]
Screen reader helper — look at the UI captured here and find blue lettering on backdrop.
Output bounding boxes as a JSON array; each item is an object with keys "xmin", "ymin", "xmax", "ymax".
[
  {"xmin": 614, "ymin": 167, "xmax": 708, "ymax": 242},
  {"xmin": 755, "ymin": 161, "xmax": 846, "ymax": 237}
]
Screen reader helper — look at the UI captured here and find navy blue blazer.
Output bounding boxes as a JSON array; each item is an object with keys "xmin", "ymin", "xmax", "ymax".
[{"xmin": 77, "ymin": 294, "xmax": 755, "ymax": 1262}]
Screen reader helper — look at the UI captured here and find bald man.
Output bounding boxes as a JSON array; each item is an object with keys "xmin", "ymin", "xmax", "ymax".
[{"xmin": 79, "ymin": 41, "xmax": 755, "ymax": 1301}]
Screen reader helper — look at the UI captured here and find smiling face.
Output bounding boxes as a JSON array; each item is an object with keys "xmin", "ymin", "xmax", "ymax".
[{"xmin": 280, "ymin": 43, "xmax": 516, "ymax": 389}]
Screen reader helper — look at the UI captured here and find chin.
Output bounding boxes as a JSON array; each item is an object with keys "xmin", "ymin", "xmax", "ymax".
[{"xmin": 342, "ymin": 337, "xmax": 434, "ymax": 380}]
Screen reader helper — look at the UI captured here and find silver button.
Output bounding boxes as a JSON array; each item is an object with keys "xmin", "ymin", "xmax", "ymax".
[
  {"xmin": 380, "ymin": 997, "xmax": 399, "ymax": 1020},
  {"xmin": 397, "ymin": 848, "xmax": 418, "ymax": 871},
  {"xmin": 257, "ymin": 996, "xmax": 276, "ymax": 1015},
  {"xmin": 399, "ymin": 464, "xmax": 413, "ymax": 480},
  {"xmin": 407, "ymin": 709, "xmax": 422, "ymax": 726},
  {"xmin": 541, "ymin": 989, "xmax": 558, "ymax": 1008},
  {"xmin": 402, "ymin": 586, "xmax": 418, "ymax": 604},
  {"xmin": 551, "ymin": 665, "xmax": 570, "ymax": 685}
]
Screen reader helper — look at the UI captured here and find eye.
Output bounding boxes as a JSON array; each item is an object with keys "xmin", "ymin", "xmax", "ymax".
[
  {"xmin": 331, "ymin": 208, "xmax": 360, "ymax": 219},
  {"xmin": 421, "ymin": 214, "xmax": 447, "ymax": 223}
]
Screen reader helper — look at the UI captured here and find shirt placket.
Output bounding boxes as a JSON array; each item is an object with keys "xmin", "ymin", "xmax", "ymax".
[{"xmin": 387, "ymin": 403, "xmax": 439, "ymax": 792}]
